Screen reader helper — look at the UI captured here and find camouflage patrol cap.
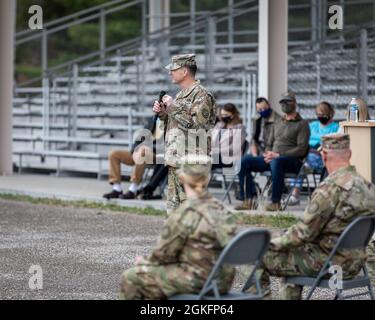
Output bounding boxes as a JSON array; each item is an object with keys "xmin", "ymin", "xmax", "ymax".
[
  {"xmin": 165, "ymin": 54, "xmax": 197, "ymax": 71},
  {"xmin": 177, "ymin": 154, "xmax": 212, "ymax": 178},
  {"xmin": 279, "ymin": 91, "xmax": 296, "ymax": 103},
  {"xmin": 321, "ymin": 133, "xmax": 350, "ymax": 151}
]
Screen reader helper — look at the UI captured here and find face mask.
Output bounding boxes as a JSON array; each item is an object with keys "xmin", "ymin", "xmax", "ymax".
[
  {"xmin": 221, "ymin": 116, "xmax": 232, "ymax": 124},
  {"xmin": 259, "ymin": 108, "xmax": 272, "ymax": 118},
  {"xmin": 317, "ymin": 116, "xmax": 330, "ymax": 125},
  {"xmin": 281, "ymin": 102, "xmax": 295, "ymax": 114}
]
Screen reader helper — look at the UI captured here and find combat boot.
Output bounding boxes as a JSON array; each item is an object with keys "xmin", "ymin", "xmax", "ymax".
[
  {"xmin": 235, "ymin": 199, "xmax": 255, "ymax": 211},
  {"xmin": 265, "ymin": 202, "xmax": 282, "ymax": 212}
]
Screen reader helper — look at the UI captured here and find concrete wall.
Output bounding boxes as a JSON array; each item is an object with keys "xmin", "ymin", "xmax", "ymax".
[{"xmin": 0, "ymin": 0, "xmax": 15, "ymax": 175}]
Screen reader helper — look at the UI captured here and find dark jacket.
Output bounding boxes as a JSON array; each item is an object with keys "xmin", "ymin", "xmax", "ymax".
[
  {"xmin": 251, "ymin": 110, "xmax": 281, "ymax": 153},
  {"xmin": 266, "ymin": 113, "xmax": 310, "ymax": 160}
]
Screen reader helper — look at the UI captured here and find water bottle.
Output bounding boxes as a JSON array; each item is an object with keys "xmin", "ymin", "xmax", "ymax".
[{"xmin": 349, "ymin": 98, "xmax": 359, "ymax": 122}]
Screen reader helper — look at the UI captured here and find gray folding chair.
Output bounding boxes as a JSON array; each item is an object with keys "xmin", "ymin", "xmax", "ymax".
[
  {"xmin": 212, "ymin": 165, "xmax": 240, "ymax": 204},
  {"xmin": 260, "ymin": 158, "xmax": 312, "ymax": 211},
  {"xmin": 285, "ymin": 215, "xmax": 375, "ymax": 300},
  {"xmin": 212, "ymin": 140, "xmax": 249, "ymax": 204},
  {"xmin": 169, "ymin": 228, "xmax": 271, "ymax": 300}
]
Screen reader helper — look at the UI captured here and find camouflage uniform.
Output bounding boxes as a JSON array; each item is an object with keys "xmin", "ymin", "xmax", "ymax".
[
  {"xmin": 368, "ymin": 240, "xmax": 375, "ymax": 287},
  {"xmin": 120, "ymin": 157, "xmax": 236, "ymax": 300},
  {"xmin": 160, "ymin": 54, "xmax": 216, "ymax": 214},
  {"xmin": 256, "ymin": 134, "xmax": 375, "ymax": 299}
]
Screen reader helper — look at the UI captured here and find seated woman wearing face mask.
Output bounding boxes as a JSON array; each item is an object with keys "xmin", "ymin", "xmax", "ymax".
[
  {"xmin": 211, "ymin": 103, "xmax": 247, "ymax": 170},
  {"xmin": 288, "ymin": 101, "xmax": 339, "ymax": 206}
]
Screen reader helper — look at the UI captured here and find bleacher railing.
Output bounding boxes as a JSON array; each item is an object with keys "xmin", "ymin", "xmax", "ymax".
[
  {"xmin": 288, "ymin": 20, "xmax": 375, "ymax": 120},
  {"xmin": 15, "ymin": 0, "xmax": 259, "ymax": 154},
  {"xmin": 15, "ymin": 0, "xmax": 375, "ymax": 154}
]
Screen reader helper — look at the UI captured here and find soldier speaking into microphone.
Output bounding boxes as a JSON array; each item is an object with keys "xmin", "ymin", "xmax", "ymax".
[{"xmin": 153, "ymin": 54, "xmax": 216, "ymax": 214}]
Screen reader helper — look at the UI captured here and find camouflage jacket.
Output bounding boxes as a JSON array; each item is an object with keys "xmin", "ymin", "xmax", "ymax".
[
  {"xmin": 272, "ymin": 166, "xmax": 375, "ymax": 258},
  {"xmin": 159, "ymin": 81, "xmax": 217, "ymax": 167},
  {"xmin": 141, "ymin": 193, "xmax": 237, "ymax": 287}
]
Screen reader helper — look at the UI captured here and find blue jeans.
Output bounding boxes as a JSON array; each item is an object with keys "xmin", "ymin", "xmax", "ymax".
[
  {"xmin": 238, "ymin": 155, "xmax": 302, "ymax": 203},
  {"xmin": 290, "ymin": 152, "xmax": 324, "ymax": 188}
]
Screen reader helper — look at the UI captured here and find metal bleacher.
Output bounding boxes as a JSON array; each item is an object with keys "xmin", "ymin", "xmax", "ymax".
[{"xmin": 12, "ymin": 0, "xmax": 375, "ymax": 177}]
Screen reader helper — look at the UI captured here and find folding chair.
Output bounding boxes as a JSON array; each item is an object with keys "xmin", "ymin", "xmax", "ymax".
[
  {"xmin": 212, "ymin": 166, "xmax": 239, "ymax": 204},
  {"xmin": 285, "ymin": 215, "xmax": 375, "ymax": 300},
  {"xmin": 260, "ymin": 158, "xmax": 312, "ymax": 211},
  {"xmin": 169, "ymin": 228, "xmax": 271, "ymax": 300},
  {"xmin": 211, "ymin": 140, "xmax": 249, "ymax": 204}
]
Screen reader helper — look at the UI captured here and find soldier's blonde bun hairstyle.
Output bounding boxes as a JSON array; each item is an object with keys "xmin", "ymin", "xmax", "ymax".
[
  {"xmin": 177, "ymin": 155, "xmax": 211, "ymax": 194},
  {"xmin": 178, "ymin": 172, "xmax": 210, "ymax": 194}
]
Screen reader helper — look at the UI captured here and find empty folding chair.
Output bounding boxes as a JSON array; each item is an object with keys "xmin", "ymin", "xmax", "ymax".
[
  {"xmin": 212, "ymin": 140, "xmax": 249, "ymax": 204},
  {"xmin": 169, "ymin": 228, "xmax": 271, "ymax": 300},
  {"xmin": 285, "ymin": 215, "xmax": 375, "ymax": 300}
]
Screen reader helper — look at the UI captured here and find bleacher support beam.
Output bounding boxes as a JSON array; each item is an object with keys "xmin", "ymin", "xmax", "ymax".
[
  {"xmin": 0, "ymin": 0, "xmax": 15, "ymax": 176},
  {"xmin": 258, "ymin": 0, "xmax": 288, "ymax": 114},
  {"xmin": 148, "ymin": 0, "xmax": 170, "ymax": 33},
  {"xmin": 148, "ymin": 0, "xmax": 171, "ymax": 67}
]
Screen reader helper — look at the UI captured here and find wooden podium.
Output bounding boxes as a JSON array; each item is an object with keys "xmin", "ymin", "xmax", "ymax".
[{"xmin": 341, "ymin": 121, "xmax": 375, "ymax": 184}]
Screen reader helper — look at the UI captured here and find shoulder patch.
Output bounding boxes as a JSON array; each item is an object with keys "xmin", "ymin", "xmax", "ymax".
[
  {"xmin": 333, "ymin": 172, "xmax": 355, "ymax": 191},
  {"xmin": 201, "ymin": 107, "xmax": 210, "ymax": 119}
]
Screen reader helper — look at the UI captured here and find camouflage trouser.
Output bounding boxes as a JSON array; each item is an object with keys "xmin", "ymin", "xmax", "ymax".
[
  {"xmin": 119, "ymin": 264, "xmax": 204, "ymax": 300},
  {"xmin": 367, "ymin": 240, "xmax": 375, "ymax": 287},
  {"xmin": 257, "ymin": 244, "xmax": 364, "ymax": 300},
  {"xmin": 166, "ymin": 167, "xmax": 186, "ymax": 215}
]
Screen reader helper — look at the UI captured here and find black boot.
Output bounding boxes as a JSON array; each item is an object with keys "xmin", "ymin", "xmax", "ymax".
[
  {"xmin": 103, "ymin": 190, "xmax": 123, "ymax": 200},
  {"xmin": 119, "ymin": 191, "xmax": 136, "ymax": 200}
]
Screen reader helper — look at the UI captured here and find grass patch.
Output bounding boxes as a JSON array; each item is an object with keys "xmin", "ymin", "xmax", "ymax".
[
  {"xmin": 234, "ymin": 212, "xmax": 299, "ymax": 229},
  {"xmin": 0, "ymin": 193, "xmax": 299, "ymax": 228},
  {"xmin": 0, "ymin": 193, "xmax": 166, "ymax": 217}
]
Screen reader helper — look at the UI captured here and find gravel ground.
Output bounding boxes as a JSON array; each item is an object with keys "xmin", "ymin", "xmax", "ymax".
[
  {"xmin": 0, "ymin": 199, "xmax": 372, "ymax": 300},
  {"xmin": 0, "ymin": 199, "xmax": 162, "ymax": 300}
]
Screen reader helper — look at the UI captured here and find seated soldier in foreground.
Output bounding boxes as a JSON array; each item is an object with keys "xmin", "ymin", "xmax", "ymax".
[
  {"xmin": 119, "ymin": 155, "xmax": 237, "ymax": 300},
  {"xmin": 250, "ymin": 133, "xmax": 375, "ymax": 299}
]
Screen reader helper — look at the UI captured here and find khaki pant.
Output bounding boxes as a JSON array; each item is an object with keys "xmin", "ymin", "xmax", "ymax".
[{"xmin": 108, "ymin": 146, "xmax": 154, "ymax": 185}]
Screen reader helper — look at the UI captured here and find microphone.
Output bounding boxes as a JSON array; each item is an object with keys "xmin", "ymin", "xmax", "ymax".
[
  {"xmin": 153, "ymin": 90, "xmax": 167, "ymax": 122},
  {"xmin": 158, "ymin": 90, "xmax": 167, "ymax": 104}
]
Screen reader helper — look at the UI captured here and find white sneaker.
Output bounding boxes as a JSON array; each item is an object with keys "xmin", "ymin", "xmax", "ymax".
[{"xmin": 287, "ymin": 195, "xmax": 300, "ymax": 206}]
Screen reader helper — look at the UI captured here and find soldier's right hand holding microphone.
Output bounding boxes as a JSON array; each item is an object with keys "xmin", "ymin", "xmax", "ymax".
[{"xmin": 153, "ymin": 95, "xmax": 173, "ymax": 114}]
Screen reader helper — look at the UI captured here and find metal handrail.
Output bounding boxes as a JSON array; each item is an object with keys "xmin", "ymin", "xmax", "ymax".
[
  {"xmin": 16, "ymin": 0, "xmax": 226, "ymax": 45},
  {"xmin": 16, "ymin": 0, "xmax": 136, "ymax": 38},
  {"xmin": 16, "ymin": 0, "xmax": 144, "ymax": 45},
  {"xmin": 17, "ymin": 0, "xmax": 258, "ymax": 87},
  {"xmin": 289, "ymin": 20, "xmax": 375, "ymax": 57},
  {"xmin": 15, "ymin": 0, "xmax": 375, "ymax": 75}
]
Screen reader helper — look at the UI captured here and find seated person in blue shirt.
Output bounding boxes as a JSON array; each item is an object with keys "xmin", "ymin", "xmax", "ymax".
[{"xmin": 288, "ymin": 101, "xmax": 339, "ymax": 205}]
